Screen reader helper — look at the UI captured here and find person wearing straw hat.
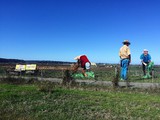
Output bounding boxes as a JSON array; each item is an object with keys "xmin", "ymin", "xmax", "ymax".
[
  {"xmin": 119, "ymin": 40, "xmax": 131, "ymax": 81},
  {"xmin": 140, "ymin": 49, "xmax": 151, "ymax": 76},
  {"xmin": 73, "ymin": 55, "xmax": 91, "ymax": 77}
]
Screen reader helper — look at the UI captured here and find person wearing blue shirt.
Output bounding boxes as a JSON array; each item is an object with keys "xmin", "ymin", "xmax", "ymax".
[{"xmin": 140, "ymin": 49, "xmax": 151, "ymax": 75}]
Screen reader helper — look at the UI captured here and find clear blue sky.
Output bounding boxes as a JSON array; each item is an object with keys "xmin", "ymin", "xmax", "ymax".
[{"xmin": 0, "ymin": 0, "xmax": 160, "ymax": 64}]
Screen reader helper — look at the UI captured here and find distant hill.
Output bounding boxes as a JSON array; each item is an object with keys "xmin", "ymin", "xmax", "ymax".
[
  {"xmin": 0, "ymin": 58, "xmax": 74, "ymax": 65},
  {"xmin": 0, "ymin": 58, "xmax": 25, "ymax": 63}
]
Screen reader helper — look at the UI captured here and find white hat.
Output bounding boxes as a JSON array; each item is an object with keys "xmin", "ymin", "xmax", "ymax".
[
  {"xmin": 85, "ymin": 62, "xmax": 90, "ymax": 69},
  {"xmin": 143, "ymin": 49, "xmax": 148, "ymax": 52}
]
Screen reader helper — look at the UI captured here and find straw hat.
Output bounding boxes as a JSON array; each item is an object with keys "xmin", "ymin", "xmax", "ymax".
[{"xmin": 123, "ymin": 40, "xmax": 131, "ymax": 45}]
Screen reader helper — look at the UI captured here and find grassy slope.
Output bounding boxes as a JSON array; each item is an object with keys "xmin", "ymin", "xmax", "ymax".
[{"xmin": 0, "ymin": 84, "xmax": 160, "ymax": 120}]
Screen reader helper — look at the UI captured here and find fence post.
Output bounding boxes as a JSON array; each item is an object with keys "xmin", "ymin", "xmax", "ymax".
[
  {"xmin": 62, "ymin": 69, "xmax": 64, "ymax": 78},
  {"xmin": 115, "ymin": 67, "xmax": 117, "ymax": 76},
  {"xmin": 152, "ymin": 69, "xmax": 154, "ymax": 83},
  {"xmin": 41, "ymin": 70, "xmax": 43, "ymax": 78},
  {"xmin": 20, "ymin": 70, "xmax": 22, "ymax": 77},
  {"xmin": 112, "ymin": 66, "xmax": 119, "ymax": 87}
]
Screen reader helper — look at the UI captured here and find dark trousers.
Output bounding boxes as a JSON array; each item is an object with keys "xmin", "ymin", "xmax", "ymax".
[{"xmin": 142, "ymin": 62, "xmax": 149, "ymax": 75}]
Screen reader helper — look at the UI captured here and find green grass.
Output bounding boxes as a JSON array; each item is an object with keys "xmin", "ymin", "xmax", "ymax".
[
  {"xmin": 1, "ymin": 83, "xmax": 160, "ymax": 120},
  {"xmin": 94, "ymin": 68, "xmax": 115, "ymax": 81}
]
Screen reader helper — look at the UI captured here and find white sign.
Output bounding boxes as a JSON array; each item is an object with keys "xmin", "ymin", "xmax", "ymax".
[
  {"xmin": 15, "ymin": 65, "xmax": 26, "ymax": 71},
  {"xmin": 25, "ymin": 64, "xmax": 37, "ymax": 70}
]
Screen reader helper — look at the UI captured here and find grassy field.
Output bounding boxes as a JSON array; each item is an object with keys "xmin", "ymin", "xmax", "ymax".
[{"xmin": 1, "ymin": 81, "xmax": 160, "ymax": 120}]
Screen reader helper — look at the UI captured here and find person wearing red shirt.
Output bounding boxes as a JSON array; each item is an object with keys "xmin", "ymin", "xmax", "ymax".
[{"xmin": 73, "ymin": 55, "xmax": 91, "ymax": 77}]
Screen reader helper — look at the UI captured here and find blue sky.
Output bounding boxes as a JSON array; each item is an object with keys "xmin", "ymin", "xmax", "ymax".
[{"xmin": 0, "ymin": 0, "xmax": 160, "ymax": 64}]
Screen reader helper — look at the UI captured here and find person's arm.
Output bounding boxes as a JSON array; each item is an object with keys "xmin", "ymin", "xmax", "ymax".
[
  {"xmin": 82, "ymin": 69, "xmax": 87, "ymax": 77},
  {"xmin": 127, "ymin": 47, "xmax": 131, "ymax": 63},
  {"xmin": 140, "ymin": 54, "xmax": 147, "ymax": 66},
  {"xmin": 140, "ymin": 54, "xmax": 143, "ymax": 63},
  {"xmin": 128, "ymin": 54, "xmax": 131, "ymax": 64},
  {"xmin": 148, "ymin": 54, "xmax": 151, "ymax": 62}
]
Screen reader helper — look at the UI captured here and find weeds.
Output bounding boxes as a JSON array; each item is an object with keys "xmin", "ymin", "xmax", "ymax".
[{"xmin": 36, "ymin": 81, "xmax": 56, "ymax": 93}]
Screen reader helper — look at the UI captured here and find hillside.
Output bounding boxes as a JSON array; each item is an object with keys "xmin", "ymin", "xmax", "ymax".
[{"xmin": 0, "ymin": 58, "xmax": 74, "ymax": 65}]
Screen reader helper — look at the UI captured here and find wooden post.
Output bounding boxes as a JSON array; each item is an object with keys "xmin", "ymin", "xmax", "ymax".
[
  {"xmin": 115, "ymin": 67, "xmax": 117, "ymax": 76},
  {"xmin": 41, "ymin": 70, "xmax": 43, "ymax": 77},
  {"xmin": 113, "ymin": 66, "xmax": 119, "ymax": 87},
  {"xmin": 20, "ymin": 70, "xmax": 22, "ymax": 77},
  {"xmin": 62, "ymin": 69, "xmax": 64, "ymax": 78},
  {"xmin": 152, "ymin": 69, "xmax": 154, "ymax": 83}
]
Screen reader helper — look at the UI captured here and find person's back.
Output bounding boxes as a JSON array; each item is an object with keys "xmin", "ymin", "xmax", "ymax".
[
  {"xmin": 80, "ymin": 55, "xmax": 90, "ymax": 68},
  {"xmin": 73, "ymin": 55, "xmax": 91, "ymax": 77},
  {"xmin": 119, "ymin": 45, "xmax": 130, "ymax": 59}
]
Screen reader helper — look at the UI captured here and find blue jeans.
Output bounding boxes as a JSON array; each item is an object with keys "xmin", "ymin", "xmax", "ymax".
[{"xmin": 121, "ymin": 59, "xmax": 129, "ymax": 80}]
